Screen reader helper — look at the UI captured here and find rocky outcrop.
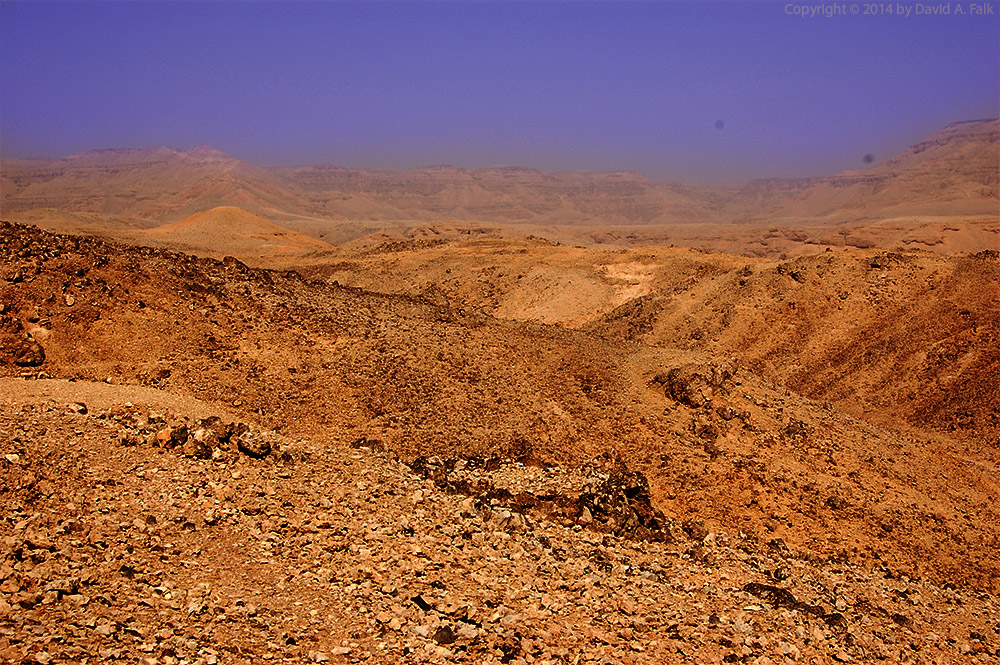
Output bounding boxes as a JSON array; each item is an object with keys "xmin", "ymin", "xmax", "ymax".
[
  {"xmin": 408, "ymin": 453, "xmax": 679, "ymax": 543},
  {"xmin": 652, "ymin": 361, "xmax": 737, "ymax": 408}
]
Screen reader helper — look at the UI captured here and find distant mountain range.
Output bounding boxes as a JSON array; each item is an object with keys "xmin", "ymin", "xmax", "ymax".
[{"xmin": 1, "ymin": 119, "xmax": 997, "ymax": 234}]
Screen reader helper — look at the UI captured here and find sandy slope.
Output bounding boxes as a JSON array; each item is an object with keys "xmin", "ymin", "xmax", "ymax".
[
  {"xmin": 0, "ymin": 377, "xmax": 243, "ymax": 423},
  {"xmin": 125, "ymin": 206, "xmax": 335, "ymax": 263},
  {"xmin": 307, "ymin": 236, "xmax": 999, "ymax": 442}
]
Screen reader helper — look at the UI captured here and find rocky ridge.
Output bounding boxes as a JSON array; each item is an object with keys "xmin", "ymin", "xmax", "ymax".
[{"xmin": 2, "ymin": 120, "xmax": 997, "ymax": 257}]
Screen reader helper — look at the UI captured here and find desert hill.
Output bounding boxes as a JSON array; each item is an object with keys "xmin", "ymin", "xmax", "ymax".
[
  {"xmin": 2, "ymin": 221, "xmax": 999, "ymax": 663},
  {"xmin": 0, "ymin": 120, "xmax": 998, "ymax": 662},
  {"xmin": 2, "ymin": 221, "xmax": 996, "ymax": 587},
  {"xmin": 310, "ymin": 238, "xmax": 999, "ymax": 446},
  {"xmin": 715, "ymin": 119, "xmax": 999, "ymax": 224},
  {"xmin": 2, "ymin": 120, "xmax": 997, "ymax": 256},
  {"xmin": 134, "ymin": 206, "xmax": 335, "ymax": 261},
  {"xmin": 0, "ymin": 145, "xmax": 316, "ymax": 224},
  {"xmin": 871, "ymin": 118, "xmax": 1000, "ymax": 178}
]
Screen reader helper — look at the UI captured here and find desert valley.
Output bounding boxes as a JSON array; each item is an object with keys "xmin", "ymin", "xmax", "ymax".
[{"xmin": 1, "ymin": 119, "xmax": 998, "ymax": 665}]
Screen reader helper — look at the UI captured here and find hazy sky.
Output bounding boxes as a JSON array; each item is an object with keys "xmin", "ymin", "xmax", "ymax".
[{"xmin": 1, "ymin": 1, "xmax": 997, "ymax": 183}]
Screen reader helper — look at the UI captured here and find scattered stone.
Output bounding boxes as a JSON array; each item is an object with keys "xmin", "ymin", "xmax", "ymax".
[
  {"xmin": 683, "ymin": 519, "xmax": 709, "ymax": 542},
  {"xmin": 577, "ymin": 455, "xmax": 674, "ymax": 541}
]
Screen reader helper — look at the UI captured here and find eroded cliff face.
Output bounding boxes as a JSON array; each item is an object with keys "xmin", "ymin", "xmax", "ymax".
[{"xmin": 3, "ymin": 120, "xmax": 997, "ymax": 233}]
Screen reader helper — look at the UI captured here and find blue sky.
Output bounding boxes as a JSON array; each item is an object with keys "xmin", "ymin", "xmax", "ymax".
[{"xmin": 1, "ymin": 1, "xmax": 997, "ymax": 183}]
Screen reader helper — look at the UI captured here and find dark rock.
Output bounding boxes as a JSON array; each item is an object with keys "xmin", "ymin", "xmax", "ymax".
[
  {"xmin": 823, "ymin": 612, "xmax": 847, "ymax": 628},
  {"xmin": 768, "ymin": 538, "xmax": 791, "ymax": 555},
  {"xmin": 776, "ymin": 263, "xmax": 806, "ymax": 282},
  {"xmin": 411, "ymin": 595, "xmax": 433, "ymax": 612},
  {"xmin": 703, "ymin": 439, "xmax": 723, "ymax": 459},
  {"xmin": 237, "ymin": 431, "xmax": 271, "ymax": 459},
  {"xmin": 13, "ymin": 340, "xmax": 45, "ymax": 367},
  {"xmin": 183, "ymin": 431, "xmax": 214, "ymax": 459},
  {"xmin": 195, "ymin": 416, "xmax": 230, "ymax": 441},
  {"xmin": 782, "ymin": 419, "xmax": 813, "ymax": 441},
  {"xmin": 156, "ymin": 426, "xmax": 189, "ymax": 450},
  {"xmin": 825, "ymin": 495, "xmax": 847, "ymax": 511},
  {"xmin": 716, "ymin": 406, "xmax": 739, "ymax": 421},
  {"xmin": 578, "ymin": 456, "xmax": 674, "ymax": 542},
  {"xmin": 432, "ymin": 625, "xmax": 457, "ymax": 645},
  {"xmin": 350, "ymin": 436, "xmax": 385, "ymax": 452},
  {"xmin": 695, "ymin": 420, "xmax": 720, "ymax": 441},
  {"xmin": 652, "ymin": 362, "xmax": 735, "ymax": 408},
  {"xmin": 226, "ymin": 421, "xmax": 251, "ymax": 443},
  {"xmin": 17, "ymin": 591, "xmax": 43, "ymax": 609},
  {"xmin": 768, "ymin": 566, "xmax": 790, "ymax": 581},
  {"xmin": 683, "ymin": 519, "xmax": 709, "ymax": 542},
  {"xmin": 689, "ymin": 543, "xmax": 713, "ymax": 563},
  {"xmin": 743, "ymin": 581, "xmax": 842, "ymax": 627}
]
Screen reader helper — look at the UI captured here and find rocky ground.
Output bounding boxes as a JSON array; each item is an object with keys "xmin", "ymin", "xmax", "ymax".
[
  {"xmin": 2, "ymin": 386, "xmax": 998, "ymax": 665},
  {"xmin": 1, "ymin": 221, "xmax": 998, "ymax": 664}
]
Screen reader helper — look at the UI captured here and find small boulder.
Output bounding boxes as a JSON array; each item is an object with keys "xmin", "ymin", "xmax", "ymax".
[
  {"xmin": 432, "ymin": 625, "xmax": 457, "ymax": 645},
  {"xmin": 182, "ymin": 429, "xmax": 214, "ymax": 459},
  {"xmin": 237, "ymin": 431, "xmax": 271, "ymax": 459},
  {"xmin": 156, "ymin": 425, "xmax": 189, "ymax": 449},
  {"xmin": 13, "ymin": 340, "xmax": 45, "ymax": 367}
]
